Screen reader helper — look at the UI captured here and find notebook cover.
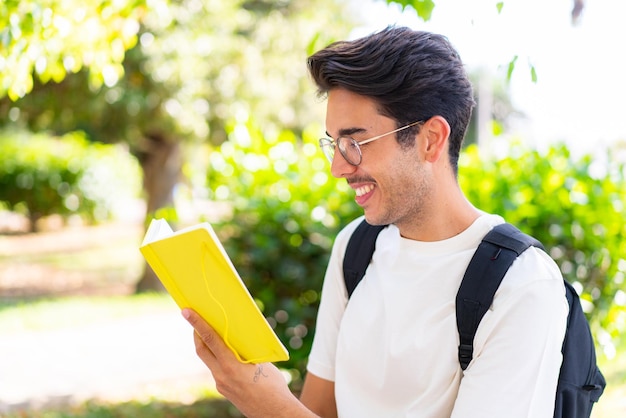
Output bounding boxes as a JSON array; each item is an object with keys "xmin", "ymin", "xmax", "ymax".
[{"xmin": 140, "ymin": 219, "xmax": 289, "ymax": 363}]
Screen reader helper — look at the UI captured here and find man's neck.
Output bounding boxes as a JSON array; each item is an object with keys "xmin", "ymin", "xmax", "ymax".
[{"xmin": 396, "ymin": 191, "xmax": 481, "ymax": 242}]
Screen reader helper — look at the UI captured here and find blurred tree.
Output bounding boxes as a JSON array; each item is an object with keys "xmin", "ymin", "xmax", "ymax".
[
  {"xmin": 0, "ymin": 0, "xmax": 146, "ymax": 100},
  {"xmin": 0, "ymin": 0, "xmax": 585, "ymax": 103},
  {"xmin": 0, "ymin": 0, "xmax": 586, "ymax": 290},
  {"xmin": 0, "ymin": 0, "xmax": 354, "ymax": 291}
]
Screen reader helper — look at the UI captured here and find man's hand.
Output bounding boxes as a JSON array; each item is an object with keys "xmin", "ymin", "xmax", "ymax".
[{"xmin": 182, "ymin": 308, "xmax": 318, "ymax": 418}]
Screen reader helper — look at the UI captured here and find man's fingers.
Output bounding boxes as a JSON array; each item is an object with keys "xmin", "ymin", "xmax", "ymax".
[
  {"xmin": 182, "ymin": 308, "xmax": 233, "ymax": 361},
  {"xmin": 183, "ymin": 308, "xmax": 216, "ymax": 344},
  {"xmin": 192, "ymin": 328, "xmax": 220, "ymax": 368}
]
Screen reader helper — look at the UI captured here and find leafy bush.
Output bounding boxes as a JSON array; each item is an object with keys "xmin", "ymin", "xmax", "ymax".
[
  {"xmin": 207, "ymin": 125, "xmax": 626, "ymax": 381},
  {"xmin": 0, "ymin": 130, "xmax": 141, "ymax": 231},
  {"xmin": 205, "ymin": 120, "xmax": 359, "ymax": 383},
  {"xmin": 459, "ymin": 143, "xmax": 626, "ymax": 357}
]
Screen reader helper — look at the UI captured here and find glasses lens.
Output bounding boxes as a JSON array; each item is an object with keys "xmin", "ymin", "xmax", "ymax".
[
  {"xmin": 338, "ymin": 137, "xmax": 361, "ymax": 166},
  {"xmin": 319, "ymin": 138, "xmax": 335, "ymax": 163}
]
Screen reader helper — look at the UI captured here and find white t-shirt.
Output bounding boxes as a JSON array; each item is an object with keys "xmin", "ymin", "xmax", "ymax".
[{"xmin": 307, "ymin": 214, "xmax": 568, "ymax": 418}]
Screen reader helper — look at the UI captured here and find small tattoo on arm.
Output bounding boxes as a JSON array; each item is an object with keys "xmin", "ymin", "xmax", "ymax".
[{"xmin": 253, "ymin": 364, "xmax": 269, "ymax": 383}]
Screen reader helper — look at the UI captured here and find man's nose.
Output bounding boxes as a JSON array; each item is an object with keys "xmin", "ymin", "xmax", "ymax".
[{"xmin": 330, "ymin": 151, "xmax": 358, "ymax": 178}]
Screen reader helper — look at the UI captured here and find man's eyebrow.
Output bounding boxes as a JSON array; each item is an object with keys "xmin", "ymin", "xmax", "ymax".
[{"xmin": 325, "ymin": 127, "xmax": 367, "ymax": 139}]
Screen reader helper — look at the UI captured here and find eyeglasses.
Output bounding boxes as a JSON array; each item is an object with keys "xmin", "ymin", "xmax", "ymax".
[{"xmin": 319, "ymin": 120, "xmax": 424, "ymax": 166}]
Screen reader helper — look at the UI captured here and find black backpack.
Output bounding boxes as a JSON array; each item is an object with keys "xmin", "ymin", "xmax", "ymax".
[{"xmin": 343, "ymin": 220, "xmax": 606, "ymax": 418}]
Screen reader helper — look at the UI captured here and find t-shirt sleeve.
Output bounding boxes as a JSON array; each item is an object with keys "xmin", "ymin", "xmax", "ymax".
[
  {"xmin": 306, "ymin": 218, "xmax": 364, "ymax": 381},
  {"xmin": 451, "ymin": 247, "xmax": 569, "ymax": 418}
]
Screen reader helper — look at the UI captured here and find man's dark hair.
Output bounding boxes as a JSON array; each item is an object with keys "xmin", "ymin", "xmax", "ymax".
[{"xmin": 307, "ymin": 26, "xmax": 476, "ymax": 174}]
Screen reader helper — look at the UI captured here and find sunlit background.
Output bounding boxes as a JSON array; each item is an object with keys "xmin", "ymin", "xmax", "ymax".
[
  {"xmin": 354, "ymin": 0, "xmax": 626, "ymax": 156},
  {"xmin": 0, "ymin": 1, "xmax": 624, "ymax": 417}
]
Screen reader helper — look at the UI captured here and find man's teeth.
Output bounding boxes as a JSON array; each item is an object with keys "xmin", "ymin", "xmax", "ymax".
[{"xmin": 355, "ymin": 185, "xmax": 374, "ymax": 197}]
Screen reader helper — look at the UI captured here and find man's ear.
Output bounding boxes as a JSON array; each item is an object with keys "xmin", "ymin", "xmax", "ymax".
[{"xmin": 421, "ymin": 116, "xmax": 450, "ymax": 163}]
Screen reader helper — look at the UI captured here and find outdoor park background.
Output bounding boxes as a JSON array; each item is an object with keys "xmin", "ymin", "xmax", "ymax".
[{"xmin": 1, "ymin": 0, "xmax": 625, "ymax": 417}]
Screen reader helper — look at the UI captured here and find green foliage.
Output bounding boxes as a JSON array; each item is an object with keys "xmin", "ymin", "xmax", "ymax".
[
  {"xmin": 385, "ymin": 0, "xmax": 435, "ymax": 20},
  {"xmin": 0, "ymin": 130, "xmax": 141, "ymax": 229},
  {"xmin": 0, "ymin": 0, "xmax": 147, "ymax": 100},
  {"xmin": 506, "ymin": 55, "xmax": 518, "ymax": 80},
  {"xmin": 205, "ymin": 120, "xmax": 359, "ymax": 381},
  {"xmin": 209, "ymin": 131, "xmax": 626, "ymax": 378},
  {"xmin": 1, "ymin": 0, "xmax": 354, "ymax": 151},
  {"xmin": 0, "ymin": 130, "xmax": 92, "ymax": 225},
  {"xmin": 0, "ymin": 0, "xmax": 355, "ymax": 292},
  {"xmin": 459, "ymin": 143, "xmax": 626, "ymax": 355}
]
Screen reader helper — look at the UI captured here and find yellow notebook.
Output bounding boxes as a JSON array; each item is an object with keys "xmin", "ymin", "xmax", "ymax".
[{"xmin": 139, "ymin": 218, "xmax": 289, "ymax": 363}]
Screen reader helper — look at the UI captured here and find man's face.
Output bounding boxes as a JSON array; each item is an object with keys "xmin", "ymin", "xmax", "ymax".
[{"xmin": 325, "ymin": 88, "xmax": 433, "ymax": 230}]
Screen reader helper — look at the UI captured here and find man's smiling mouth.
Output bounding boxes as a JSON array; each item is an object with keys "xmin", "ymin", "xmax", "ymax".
[{"xmin": 355, "ymin": 184, "xmax": 374, "ymax": 197}]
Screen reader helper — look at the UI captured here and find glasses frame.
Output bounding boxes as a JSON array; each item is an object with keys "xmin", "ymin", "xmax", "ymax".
[{"xmin": 319, "ymin": 120, "xmax": 424, "ymax": 166}]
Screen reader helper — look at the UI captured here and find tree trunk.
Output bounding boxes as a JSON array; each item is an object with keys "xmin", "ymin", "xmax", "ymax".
[{"xmin": 135, "ymin": 133, "xmax": 183, "ymax": 293}]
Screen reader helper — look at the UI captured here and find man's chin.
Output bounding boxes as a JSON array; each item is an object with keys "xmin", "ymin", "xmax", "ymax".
[{"xmin": 363, "ymin": 212, "xmax": 389, "ymax": 227}]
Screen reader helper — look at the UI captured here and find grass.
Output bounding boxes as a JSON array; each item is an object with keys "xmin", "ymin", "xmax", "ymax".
[
  {"xmin": 0, "ymin": 293, "xmax": 173, "ymax": 333},
  {"xmin": 0, "ymin": 221, "xmax": 237, "ymax": 416},
  {"xmin": 0, "ymin": 294, "xmax": 246, "ymax": 418},
  {"xmin": 2, "ymin": 397, "xmax": 244, "ymax": 418}
]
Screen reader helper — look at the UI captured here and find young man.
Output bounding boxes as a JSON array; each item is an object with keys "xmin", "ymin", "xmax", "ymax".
[{"xmin": 183, "ymin": 26, "xmax": 568, "ymax": 417}]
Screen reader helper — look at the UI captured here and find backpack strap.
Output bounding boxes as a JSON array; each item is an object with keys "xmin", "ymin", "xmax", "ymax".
[
  {"xmin": 343, "ymin": 220, "xmax": 386, "ymax": 298},
  {"xmin": 343, "ymin": 221, "xmax": 543, "ymax": 371},
  {"xmin": 456, "ymin": 223, "xmax": 543, "ymax": 370},
  {"xmin": 342, "ymin": 220, "xmax": 606, "ymax": 411}
]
